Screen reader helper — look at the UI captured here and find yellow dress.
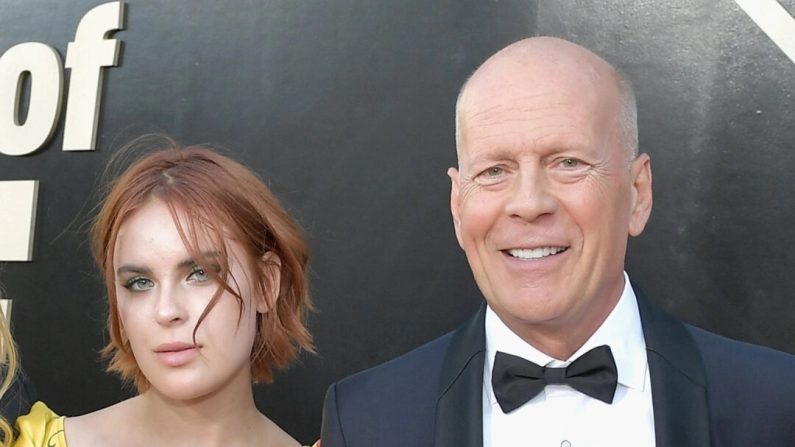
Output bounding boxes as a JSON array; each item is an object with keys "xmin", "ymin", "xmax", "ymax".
[{"xmin": 13, "ymin": 401, "xmax": 66, "ymax": 447}]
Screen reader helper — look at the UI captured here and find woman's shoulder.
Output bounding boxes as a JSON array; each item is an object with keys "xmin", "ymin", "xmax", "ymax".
[
  {"xmin": 13, "ymin": 401, "xmax": 66, "ymax": 447},
  {"xmin": 61, "ymin": 397, "xmax": 135, "ymax": 446},
  {"xmin": 17, "ymin": 397, "xmax": 135, "ymax": 447}
]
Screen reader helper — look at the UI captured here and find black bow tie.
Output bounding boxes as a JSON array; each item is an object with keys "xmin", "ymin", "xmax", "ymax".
[{"xmin": 491, "ymin": 344, "xmax": 618, "ymax": 413}]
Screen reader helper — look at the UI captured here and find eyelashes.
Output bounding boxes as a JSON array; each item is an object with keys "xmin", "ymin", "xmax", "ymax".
[
  {"xmin": 122, "ymin": 276, "xmax": 154, "ymax": 291},
  {"xmin": 187, "ymin": 263, "xmax": 221, "ymax": 282},
  {"xmin": 120, "ymin": 263, "xmax": 222, "ymax": 292}
]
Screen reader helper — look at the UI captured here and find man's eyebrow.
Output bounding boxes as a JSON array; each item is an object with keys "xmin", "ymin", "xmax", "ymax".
[{"xmin": 469, "ymin": 149, "xmax": 514, "ymax": 164}]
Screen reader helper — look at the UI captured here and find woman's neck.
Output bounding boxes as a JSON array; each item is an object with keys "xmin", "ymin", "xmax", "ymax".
[
  {"xmin": 65, "ymin": 369, "xmax": 299, "ymax": 447},
  {"xmin": 128, "ymin": 370, "xmax": 277, "ymax": 446}
]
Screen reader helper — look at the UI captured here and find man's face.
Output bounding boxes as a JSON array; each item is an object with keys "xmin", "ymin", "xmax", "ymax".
[{"xmin": 449, "ymin": 59, "xmax": 651, "ymax": 344}]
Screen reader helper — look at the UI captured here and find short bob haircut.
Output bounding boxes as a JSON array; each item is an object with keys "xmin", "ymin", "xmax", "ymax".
[{"xmin": 91, "ymin": 136, "xmax": 312, "ymax": 391}]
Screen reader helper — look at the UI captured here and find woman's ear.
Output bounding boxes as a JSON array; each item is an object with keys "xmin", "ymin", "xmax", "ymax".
[{"xmin": 257, "ymin": 251, "xmax": 282, "ymax": 313}]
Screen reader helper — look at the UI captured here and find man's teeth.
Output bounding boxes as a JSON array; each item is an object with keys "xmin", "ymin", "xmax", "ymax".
[{"xmin": 508, "ymin": 247, "xmax": 565, "ymax": 260}]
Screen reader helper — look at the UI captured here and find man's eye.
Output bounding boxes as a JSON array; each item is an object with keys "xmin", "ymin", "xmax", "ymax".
[
  {"xmin": 482, "ymin": 166, "xmax": 504, "ymax": 177},
  {"xmin": 560, "ymin": 158, "xmax": 580, "ymax": 168},
  {"xmin": 123, "ymin": 277, "xmax": 153, "ymax": 291}
]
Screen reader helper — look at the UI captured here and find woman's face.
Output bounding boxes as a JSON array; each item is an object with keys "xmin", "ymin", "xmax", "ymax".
[{"xmin": 112, "ymin": 198, "xmax": 269, "ymax": 401}]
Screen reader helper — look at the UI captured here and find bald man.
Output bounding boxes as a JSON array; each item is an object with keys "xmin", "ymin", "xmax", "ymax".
[{"xmin": 320, "ymin": 37, "xmax": 795, "ymax": 447}]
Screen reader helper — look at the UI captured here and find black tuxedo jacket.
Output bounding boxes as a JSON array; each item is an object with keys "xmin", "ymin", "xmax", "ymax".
[{"xmin": 321, "ymin": 290, "xmax": 795, "ymax": 446}]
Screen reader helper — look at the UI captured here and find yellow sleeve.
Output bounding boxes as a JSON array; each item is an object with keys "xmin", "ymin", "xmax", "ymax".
[{"xmin": 13, "ymin": 402, "xmax": 67, "ymax": 447}]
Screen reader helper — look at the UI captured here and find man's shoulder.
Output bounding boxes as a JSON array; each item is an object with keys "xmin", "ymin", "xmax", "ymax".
[
  {"xmin": 686, "ymin": 324, "xmax": 795, "ymax": 419},
  {"xmin": 637, "ymin": 284, "xmax": 795, "ymax": 385},
  {"xmin": 322, "ymin": 331, "xmax": 456, "ymax": 445},
  {"xmin": 334, "ymin": 330, "xmax": 454, "ymax": 400},
  {"xmin": 686, "ymin": 323, "xmax": 795, "ymax": 378},
  {"xmin": 684, "ymin": 324, "xmax": 795, "ymax": 442}
]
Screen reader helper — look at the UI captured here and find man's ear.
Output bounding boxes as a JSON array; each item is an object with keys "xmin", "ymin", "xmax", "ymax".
[
  {"xmin": 628, "ymin": 153, "xmax": 653, "ymax": 237},
  {"xmin": 257, "ymin": 251, "xmax": 282, "ymax": 313},
  {"xmin": 447, "ymin": 167, "xmax": 464, "ymax": 249}
]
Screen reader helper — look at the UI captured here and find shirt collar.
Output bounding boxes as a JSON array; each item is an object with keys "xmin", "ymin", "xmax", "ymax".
[{"xmin": 484, "ymin": 272, "xmax": 648, "ymax": 404}]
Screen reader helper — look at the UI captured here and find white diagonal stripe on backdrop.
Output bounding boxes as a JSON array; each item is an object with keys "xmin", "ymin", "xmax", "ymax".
[{"xmin": 734, "ymin": 0, "xmax": 795, "ymax": 64}]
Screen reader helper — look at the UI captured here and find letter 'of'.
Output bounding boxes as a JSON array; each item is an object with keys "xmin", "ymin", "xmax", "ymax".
[
  {"xmin": 63, "ymin": 1, "xmax": 125, "ymax": 151},
  {"xmin": 0, "ymin": 44, "xmax": 63, "ymax": 156}
]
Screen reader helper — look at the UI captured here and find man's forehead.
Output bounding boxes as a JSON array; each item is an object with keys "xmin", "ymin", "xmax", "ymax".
[
  {"xmin": 454, "ymin": 38, "xmax": 630, "ymax": 164},
  {"xmin": 459, "ymin": 82, "xmax": 605, "ymax": 141}
]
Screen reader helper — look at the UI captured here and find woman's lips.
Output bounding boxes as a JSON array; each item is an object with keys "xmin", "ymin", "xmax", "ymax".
[{"xmin": 155, "ymin": 342, "xmax": 200, "ymax": 367}]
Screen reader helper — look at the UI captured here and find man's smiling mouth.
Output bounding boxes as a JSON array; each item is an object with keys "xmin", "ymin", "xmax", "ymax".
[{"xmin": 506, "ymin": 247, "xmax": 568, "ymax": 260}]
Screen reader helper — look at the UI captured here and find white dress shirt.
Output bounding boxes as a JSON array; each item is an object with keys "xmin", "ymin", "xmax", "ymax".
[{"xmin": 483, "ymin": 272, "xmax": 655, "ymax": 447}]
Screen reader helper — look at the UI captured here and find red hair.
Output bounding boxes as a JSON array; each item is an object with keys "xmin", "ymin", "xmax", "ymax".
[{"xmin": 91, "ymin": 136, "xmax": 312, "ymax": 391}]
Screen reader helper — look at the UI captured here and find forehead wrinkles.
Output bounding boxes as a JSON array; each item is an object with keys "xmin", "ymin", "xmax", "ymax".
[{"xmin": 459, "ymin": 92, "xmax": 594, "ymax": 161}]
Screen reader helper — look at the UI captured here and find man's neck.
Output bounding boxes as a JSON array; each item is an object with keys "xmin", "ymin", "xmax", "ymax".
[
  {"xmin": 501, "ymin": 314, "xmax": 609, "ymax": 360},
  {"xmin": 494, "ymin": 286, "xmax": 626, "ymax": 360}
]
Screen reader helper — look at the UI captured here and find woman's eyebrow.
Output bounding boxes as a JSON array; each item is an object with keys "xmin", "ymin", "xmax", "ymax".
[
  {"xmin": 116, "ymin": 265, "xmax": 151, "ymax": 276},
  {"xmin": 116, "ymin": 251, "xmax": 222, "ymax": 276},
  {"xmin": 176, "ymin": 250, "xmax": 222, "ymax": 269}
]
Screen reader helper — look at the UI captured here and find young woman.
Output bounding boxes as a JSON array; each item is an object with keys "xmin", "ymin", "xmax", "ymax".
[
  {"xmin": 15, "ymin": 137, "xmax": 314, "ymax": 446},
  {"xmin": 0, "ymin": 302, "xmax": 35, "ymax": 447}
]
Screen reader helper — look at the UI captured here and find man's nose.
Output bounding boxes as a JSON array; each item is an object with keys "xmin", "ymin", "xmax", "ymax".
[
  {"xmin": 504, "ymin": 166, "xmax": 558, "ymax": 221},
  {"xmin": 154, "ymin": 284, "xmax": 188, "ymax": 326}
]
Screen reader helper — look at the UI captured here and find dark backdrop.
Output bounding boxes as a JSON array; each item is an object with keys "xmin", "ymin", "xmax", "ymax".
[{"xmin": 0, "ymin": 0, "xmax": 793, "ymax": 443}]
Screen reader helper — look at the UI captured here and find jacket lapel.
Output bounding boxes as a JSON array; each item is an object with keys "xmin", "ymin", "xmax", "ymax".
[
  {"xmin": 433, "ymin": 304, "xmax": 486, "ymax": 447},
  {"xmin": 432, "ymin": 289, "xmax": 713, "ymax": 447},
  {"xmin": 635, "ymin": 287, "xmax": 711, "ymax": 447}
]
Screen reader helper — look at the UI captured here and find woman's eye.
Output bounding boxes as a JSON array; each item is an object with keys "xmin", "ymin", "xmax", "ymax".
[
  {"xmin": 187, "ymin": 266, "xmax": 210, "ymax": 282},
  {"xmin": 123, "ymin": 277, "xmax": 153, "ymax": 291}
]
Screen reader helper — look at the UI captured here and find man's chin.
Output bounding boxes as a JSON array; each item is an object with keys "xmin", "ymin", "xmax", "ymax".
[{"xmin": 489, "ymin": 294, "xmax": 576, "ymax": 327}]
